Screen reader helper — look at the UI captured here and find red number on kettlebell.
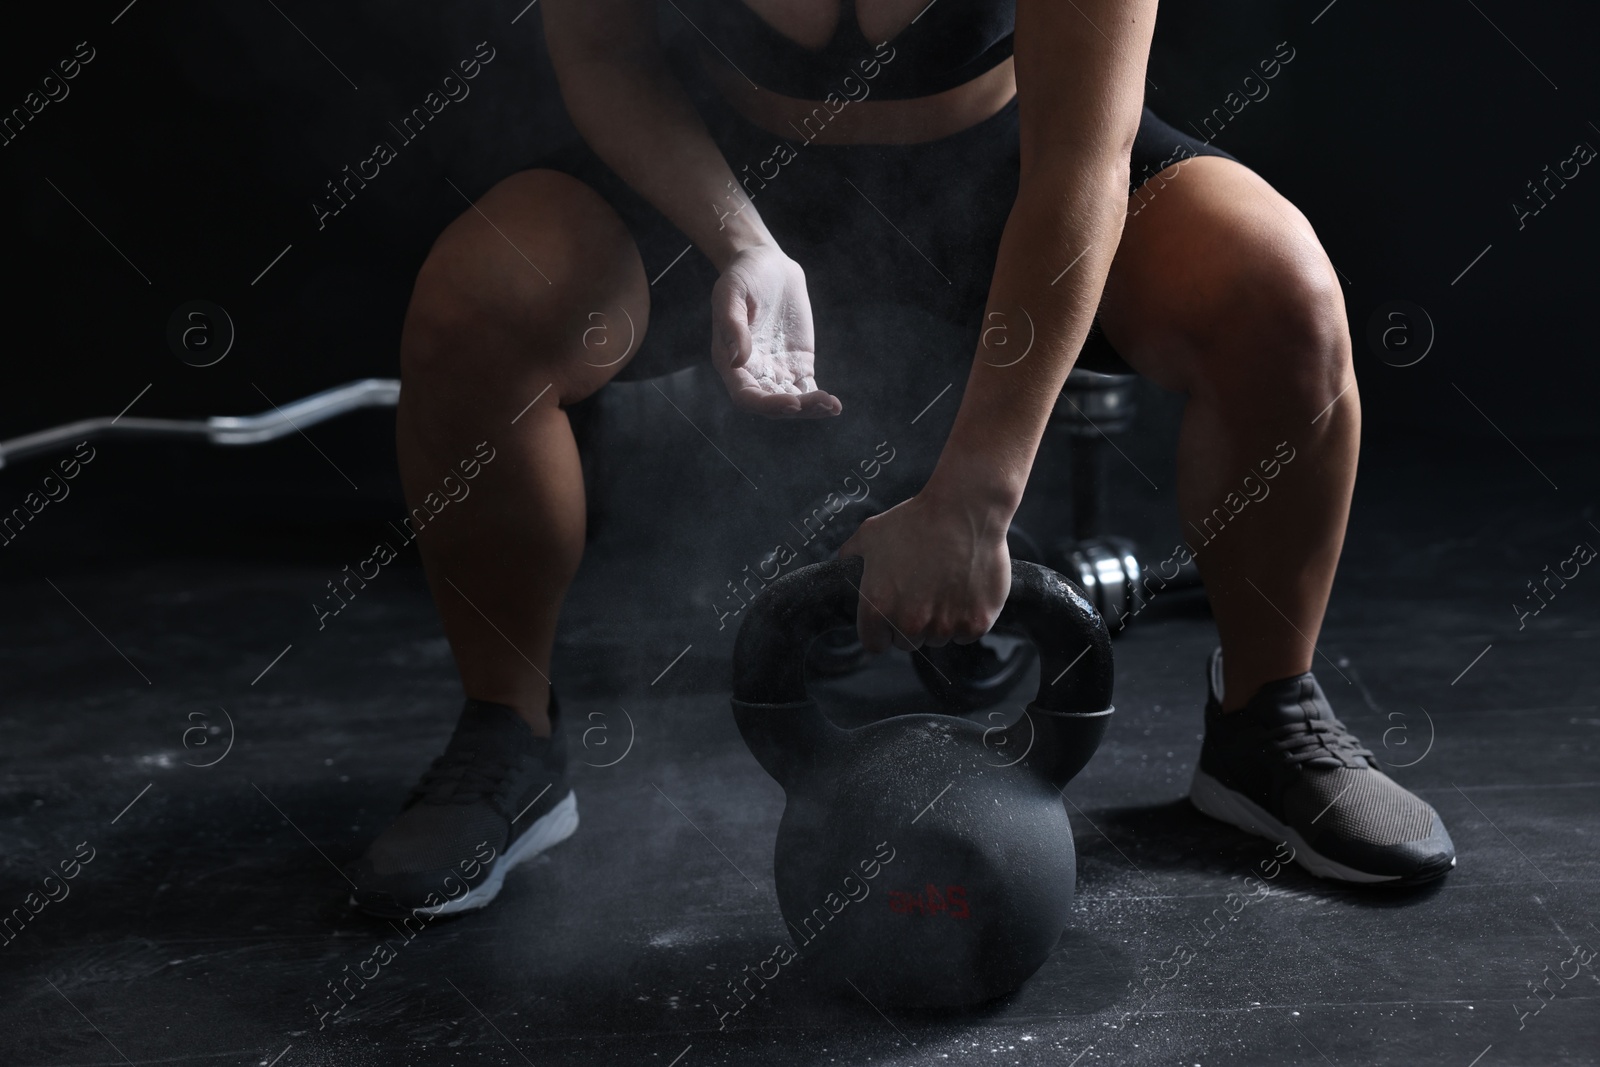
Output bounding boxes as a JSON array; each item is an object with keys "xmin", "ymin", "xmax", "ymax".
[{"xmin": 887, "ymin": 885, "xmax": 970, "ymax": 918}]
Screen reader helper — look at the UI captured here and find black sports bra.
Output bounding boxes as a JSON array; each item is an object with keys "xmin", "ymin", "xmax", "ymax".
[{"xmin": 670, "ymin": 0, "xmax": 1015, "ymax": 100}]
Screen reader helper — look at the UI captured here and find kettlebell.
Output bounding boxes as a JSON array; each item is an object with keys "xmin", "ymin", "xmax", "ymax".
[{"xmin": 731, "ymin": 555, "xmax": 1115, "ymax": 1008}]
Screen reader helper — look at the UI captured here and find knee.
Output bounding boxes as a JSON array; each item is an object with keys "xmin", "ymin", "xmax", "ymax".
[
  {"xmin": 400, "ymin": 170, "xmax": 644, "ymax": 396},
  {"xmin": 1193, "ymin": 241, "xmax": 1352, "ymax": 416}
]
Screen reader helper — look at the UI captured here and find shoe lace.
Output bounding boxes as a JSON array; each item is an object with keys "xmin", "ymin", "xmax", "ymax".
[
  {"xmin": 409, "ymin": 744, "xmax": 525, "ymax": 807},
  {"xmin": 1266, "ymin": 716, "xmax": 1374, "ymax": 768}
]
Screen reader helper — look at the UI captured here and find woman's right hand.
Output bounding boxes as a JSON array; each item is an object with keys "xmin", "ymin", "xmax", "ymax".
[{"xmin": 710, "ymin": 244, "xmax": 842, "ymax": 418}]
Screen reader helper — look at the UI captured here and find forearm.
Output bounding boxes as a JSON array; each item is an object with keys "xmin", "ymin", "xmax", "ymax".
[
  {"xmin": 925, "ymin": 162, "xmax": 1131, "ymax": 518},
  {"xmin": 550, "ymin": 50, "xmax": 772, "ymax": 271}
]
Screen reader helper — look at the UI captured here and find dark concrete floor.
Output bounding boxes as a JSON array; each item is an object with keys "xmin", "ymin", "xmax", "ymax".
[{"xmin": 1, "ymin": 374, "xmax": 1597, "ymax": 1066}]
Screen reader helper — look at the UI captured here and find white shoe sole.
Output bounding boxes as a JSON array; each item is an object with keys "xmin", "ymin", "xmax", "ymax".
[
  {"xmin": 352, "ymin": 790, "xmax": 580, "ymax": 917},
  {"xmin": 1188, "ymin": 769, "xmax": 1402, "ymax": 884}
]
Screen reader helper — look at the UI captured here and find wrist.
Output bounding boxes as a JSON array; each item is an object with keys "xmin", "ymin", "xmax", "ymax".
[
  {"xmin": 922, "ymin": 451, "xmax": 1024, "ymax": 531},
  {"xmin": 706, "ymin": 207, "xmax": 778, "ymax": 272}
]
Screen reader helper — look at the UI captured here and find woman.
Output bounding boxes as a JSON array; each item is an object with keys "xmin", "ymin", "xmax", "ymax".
[{"xmin": 342, "ymin": 0, "xmax": 1454, "ymax": 918}]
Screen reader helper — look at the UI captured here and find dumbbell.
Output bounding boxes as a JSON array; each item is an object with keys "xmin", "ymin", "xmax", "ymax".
[{"xmin": 1048, "ymin": 356, "xmax": 1206, "ymax": 632}]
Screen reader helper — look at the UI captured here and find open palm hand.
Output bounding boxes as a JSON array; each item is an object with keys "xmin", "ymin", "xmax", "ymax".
[{"xmin": 711, "ymin": 245, "xmax": 842, "ymax": 418}]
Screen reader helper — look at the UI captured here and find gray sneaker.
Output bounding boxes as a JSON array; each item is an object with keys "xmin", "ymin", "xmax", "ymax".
[
  {"xmin": 344, "ymin": 695, "xmax": 578, "ymax": 917},
  {"xmin": 1189, "ymin": 649, "xmax": 1455, "ymax": 885}
]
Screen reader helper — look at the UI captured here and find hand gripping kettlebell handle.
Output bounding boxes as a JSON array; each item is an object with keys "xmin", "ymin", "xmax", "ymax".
[{"xmin": 730, "ymin": 556, "xmax": 1114, "ymax": 790}]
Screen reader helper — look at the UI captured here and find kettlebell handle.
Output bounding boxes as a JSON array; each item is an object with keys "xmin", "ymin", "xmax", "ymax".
[{"xmin": 730, "ymin": 556, "xmax": 1115, "ymax": 789}]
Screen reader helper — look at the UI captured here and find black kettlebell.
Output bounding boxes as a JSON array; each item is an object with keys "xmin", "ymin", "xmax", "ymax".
[{"xmin": 731, "ymin": 556, "xmax": 1115, "ymax": 1008}]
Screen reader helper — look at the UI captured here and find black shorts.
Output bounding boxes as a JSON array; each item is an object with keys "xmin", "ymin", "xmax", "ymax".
[{"xmin": 536, "ymin": 47, "xmax": 1236, "ymax": 383}]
